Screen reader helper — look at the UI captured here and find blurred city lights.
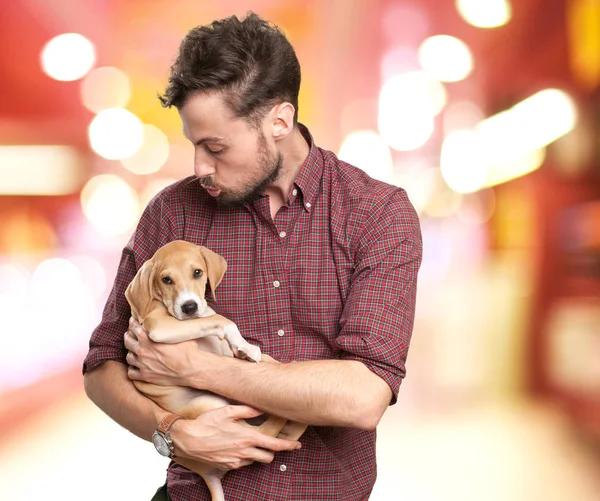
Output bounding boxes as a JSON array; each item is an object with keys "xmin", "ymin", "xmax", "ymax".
[
  {"xmin": 81, "ymin": 67, "xmax": 131, "ymax": 113},
  {"xmin": 88, "ymin": 108, "xmax": 144, "ymax": 160},
  {"xmin": 424, "ymin": 168, "xmax": 463, "ymax": 218},
  {"xmin": 441, "ymin": 129, "xmax": 489, "ymax": 193},
  {"xmin": 392, "ymin": 161, "xmax": 439, "ymax": 214},
  {"xmin": 0, "ymin": 146, "xmax": 82, "ymax": 195},
  {"xmin": 456, "ymin": 189, "xmax": 497, "ymax": 225},
  {"xmin": 380, "ymin": 46, "xmax": 421, "ymax": 82},
  {"xmin": 443, "ymin": 101, "xmax": 485, "ymax": 136},
  {"xmin": 485, "ymin": 148, "xmax": 547, "ymax": 187},
  {"xmin": 68, "ymin": 255, "xmax": 107, "ymax": 301},
  {"xmin": 503, "ymin": 89, "xmax": 578, "ymax": 149},
  {"xmin": 382, "ymin": 3, "xmax": 430, "ymax": 45},
  {"xmin": 456, "ymin": 0, "xmax": 512, "ymax": 28},
  {"xmin": 40, "ymin": 33, "xmax": 96, "ymax": 81},
  {"xmin": 378, "ymin": 71, "xmax": 445, "ymax": 151},
  {"xmin": 338, "ymin": 130, "xmax": 393, "ymax": 182},
  {"xmin": 0, "ymin": 265, "xmax": 28, "ymax": 309},
  {"xmin": 120, "ymin": 124, "xmax": 170, "ymax": 175},
  {"xmin": 81, "ymin": 175, "xmax": 140, "ymax": 236},
  {"xmin": 31, "ymin": 259, "xmax": 83, "ymax": 303},
  {"xmin": 418, "ymin": 35, "xmax": 474, "ymax": 82},
  {"xmin": 442, "ymin": 89, "xmax": 577, "ymax": 191}
]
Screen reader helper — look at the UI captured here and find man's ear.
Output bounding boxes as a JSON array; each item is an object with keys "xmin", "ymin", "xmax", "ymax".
[
  {"xmin": 125, "ymin": 259, "xmax": 157, "ymax": 321},
  {"xmin": 270, "ymin": 102, "xmax": 295, "ymax": 140},
  {"xmin": 198, "ymin": 246, "xmax": 227, "ymax": 301}
]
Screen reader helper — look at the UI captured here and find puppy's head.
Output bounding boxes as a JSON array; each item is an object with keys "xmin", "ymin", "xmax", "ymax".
[{"xmin": 126, "ymin": 240, "xmax": 227, "ymax": 321}]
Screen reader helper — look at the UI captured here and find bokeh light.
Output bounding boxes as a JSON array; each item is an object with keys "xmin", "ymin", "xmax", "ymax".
[
  {"xmin": 456, "ymin": 189, "xmax": 497, "ymax": 225},
  {"xmin": 88, "ymin": 108, "xmax": 144, "ymax": 160},
  {"xmin": 392, "ymin": 161, "xmax": 439, "ymax": 214},
  {"xmin": 424, "ymin": 168, "xmax": 464, "ymax": 218},
  {"xmin": 40, "ymin": 33, "xmax": 96, "ymax": 82},
  {"xmin": 81, "ymin": 67, "xmax": 131, "ymax": 113},
  {"xmin": 418, "ymin": 35, "xmax": 474, "ymax": 82},
  {"xmin": 338, "ymin": 130, "xmax": 393, "ymax": 182},
  {"xmin": 441, "ymin": 129, "xmax": 489, "ymax": 193},
  {"xmin": 68, "ymin": 255, "xmax": 107, "ymax": 301},
  {"xmin": 378, "ymin": 71, "xmax": 445, "ymax": 151},
  {"xmin": 80, "ymin": 175, "xmax": 140, "ymax": 236},
  {"xmin": 456, "ymin": 0, "xmax": 513, "ymax": 28},
  {"xmin": 443, "ymin": 101, "xmax": 485, "ymax": 135},
  {"xmin": 120, "ymin": 124, "xmax": 170, "ymax": 175},
  {"xmin": 0, "ymin": 264, "xmax": 28, "ymax": 310}
]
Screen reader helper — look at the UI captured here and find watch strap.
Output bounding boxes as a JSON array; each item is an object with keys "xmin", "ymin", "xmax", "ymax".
[{"xmin": 157, "ymin": 413, "xmax": 183, "ymax": 434}]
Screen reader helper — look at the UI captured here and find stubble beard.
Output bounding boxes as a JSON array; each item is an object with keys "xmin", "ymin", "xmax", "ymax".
[{"xmin": 212, "ymin": 133, "xmax": 284, "ymax": 207}]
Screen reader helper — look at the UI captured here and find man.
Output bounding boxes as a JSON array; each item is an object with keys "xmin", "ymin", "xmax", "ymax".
[{"xmin": 83, "ymin": 12, "xmax": 422, "ymax": 501}]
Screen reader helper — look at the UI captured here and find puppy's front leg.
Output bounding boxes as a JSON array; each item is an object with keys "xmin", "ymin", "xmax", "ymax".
[
  {"xmin": 144, "ymin": 311, "xmax": 261, "ymax": 362},
  {"xmin": 220, "ymin": 322, "xmax": 261, "ymax": 363}
]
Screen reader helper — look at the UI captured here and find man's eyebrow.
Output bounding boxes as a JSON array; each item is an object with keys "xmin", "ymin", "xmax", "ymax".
[
  {"xmin": 194, "ymin": 136, "xmax": 227, "ymax": 146},
  {"xmin": 182, "ymin": 130, "xmax": 227, "ymax": 146}
]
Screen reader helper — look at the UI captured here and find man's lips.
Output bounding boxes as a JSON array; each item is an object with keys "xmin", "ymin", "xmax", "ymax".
[{"xmin": 202, "ymin": 185, "xmax": 221, "ymax": 197}]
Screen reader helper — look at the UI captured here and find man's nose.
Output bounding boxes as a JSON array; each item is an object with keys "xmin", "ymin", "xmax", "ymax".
[{"xmin": 194, "ymin": 154, "xmax": 216, "ymax": 178}]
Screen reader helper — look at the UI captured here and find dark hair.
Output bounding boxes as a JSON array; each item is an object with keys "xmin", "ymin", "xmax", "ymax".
[{"xmin": 159, "ymin": 12, "xmax": 301, "ymax": 127}]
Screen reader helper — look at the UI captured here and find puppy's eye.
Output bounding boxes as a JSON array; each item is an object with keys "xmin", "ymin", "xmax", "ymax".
[
  {"xmin": 193, "ymin": 269, "xmax": 203, "ymax": 278},
  {"xmin": 162, "ymin": 276, "xmax": 173, "ymax": 285}
]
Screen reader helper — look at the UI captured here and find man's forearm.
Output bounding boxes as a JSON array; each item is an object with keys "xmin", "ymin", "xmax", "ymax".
[
  {"xmin": 83, "ymin": 360, "xmax": 167, "ymax": 441},
  {"xmin": 188, "ymin": 355, "xmax": 392, "ymax": 429}
]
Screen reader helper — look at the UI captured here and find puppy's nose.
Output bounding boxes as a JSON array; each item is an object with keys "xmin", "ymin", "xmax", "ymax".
[{"xmin": 181, "ymin": 300, "xmax": 198, "ymax": 315}]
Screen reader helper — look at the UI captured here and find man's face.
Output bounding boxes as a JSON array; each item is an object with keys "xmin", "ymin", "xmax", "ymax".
[{"xmin": 179, "ymin": 91, "xmax": 283, "ymax": 206}]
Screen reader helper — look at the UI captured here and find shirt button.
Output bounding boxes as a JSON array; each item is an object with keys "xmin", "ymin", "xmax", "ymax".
[
  {"xmin": 279, "ymin": 464, "xmax": 287, "ymax": 472},
  {"xmin": 305, "ymin": 202, "xmax": 312, "ymax": 209},
  {"xmin": 273, "ymin": 280, "xmax": 280, "ymax": 288},
  {"xmin": 292, "ymin": 189, "xmax": 298, "ymax": 196},
  {"xmin": 279, "ymin": 231, "xmax": 286, "ymax": 238},
  {"xmin": 277, "ymin": 329, "xmax": 285, "ymax": 337}
]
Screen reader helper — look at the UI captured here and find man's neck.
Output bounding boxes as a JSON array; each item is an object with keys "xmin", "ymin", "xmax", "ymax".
[{"xmin": 265, "ymin": 126, "xmax": 310, "ymax": 218}]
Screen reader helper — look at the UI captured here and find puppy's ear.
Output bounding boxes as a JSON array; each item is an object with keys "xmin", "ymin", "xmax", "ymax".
[
  {"xmin": 125, "ymin": 259, "xmax": 157, "ymax": 321},
  {"xmin": 198, "ymin": 246, "xmax": 227, "ymax": 301}
]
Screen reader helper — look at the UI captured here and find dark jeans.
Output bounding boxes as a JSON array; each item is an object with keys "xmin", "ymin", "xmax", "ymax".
[{"xmin": 151, "ymin": 484, "xmax": 171, "ymax": 501}]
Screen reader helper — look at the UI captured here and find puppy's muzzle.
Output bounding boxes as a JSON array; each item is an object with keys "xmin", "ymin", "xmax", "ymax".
[{"xmin": 181, "ymin": 300, "xmax": 199, "ymax": 316}]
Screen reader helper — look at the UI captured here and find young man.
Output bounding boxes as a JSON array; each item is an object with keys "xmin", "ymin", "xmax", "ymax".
[{"xmin": 83, "ymin": 12, "xmax": 422, "ymax": 501}]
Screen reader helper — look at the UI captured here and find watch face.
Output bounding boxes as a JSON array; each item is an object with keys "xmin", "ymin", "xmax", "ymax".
[{"xmin": 152, "ymin": 432, "xmax": 171, "ymax": 457}]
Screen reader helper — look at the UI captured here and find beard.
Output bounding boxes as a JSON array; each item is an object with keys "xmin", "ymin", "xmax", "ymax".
[{"xmin": 200, "ymin": 132, "xmax": 283, "ymax": 207}]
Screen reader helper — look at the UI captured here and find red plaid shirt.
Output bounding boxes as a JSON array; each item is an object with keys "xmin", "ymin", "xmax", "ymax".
[{"xmin": 83, "ymin": 125, "xmax": 422, "ymax": 501}]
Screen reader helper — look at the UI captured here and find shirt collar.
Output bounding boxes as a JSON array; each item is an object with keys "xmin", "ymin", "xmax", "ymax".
[{"xmin": 293, "ymin": 123, "xmax": 323, "ymax": 212}]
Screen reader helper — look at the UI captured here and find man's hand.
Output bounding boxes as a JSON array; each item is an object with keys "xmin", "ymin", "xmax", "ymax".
[
  {"xmin": 171, "ymin": 405, "xmax": 302, "ymax": 471},
  {"xmin": 125, "ymin": 317, "xmax": 205, "ymax": 386}
]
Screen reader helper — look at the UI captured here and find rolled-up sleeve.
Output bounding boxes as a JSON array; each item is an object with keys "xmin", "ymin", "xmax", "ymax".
[
  {"xmin": 82, "ymin": 190, "xmax": 182, "ymax": 374},
  {"xmin": 336, "ymin": 189, "xmax": 422, "ymax": 404}
]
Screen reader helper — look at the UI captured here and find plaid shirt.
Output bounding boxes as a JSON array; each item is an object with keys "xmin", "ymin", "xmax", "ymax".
[{"xmin": 83, "ymin": 125, "xmax": 422, "ymax": 501}]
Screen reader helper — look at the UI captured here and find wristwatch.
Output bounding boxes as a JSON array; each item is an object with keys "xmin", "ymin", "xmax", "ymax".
[{"xmin": 152, "ymin": 413, "xmax": 183, "ymax": 458}]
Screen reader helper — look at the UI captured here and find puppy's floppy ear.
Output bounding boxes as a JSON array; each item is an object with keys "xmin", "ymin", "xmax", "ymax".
[
  {"xmin": 198, "ymin": 246, "xmax": 227, "ymax": 301},
  {"xmin": 125, "ymin": 259, "xmax": 157, "ymax": 321}
]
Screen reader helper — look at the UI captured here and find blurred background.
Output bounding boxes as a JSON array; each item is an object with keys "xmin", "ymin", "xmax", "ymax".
[{"xmin": 1, "ymin": 0, "xmax": 600, "ymax": 499}]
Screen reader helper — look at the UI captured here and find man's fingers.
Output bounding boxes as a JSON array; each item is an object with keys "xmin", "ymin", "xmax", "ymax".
[
  {"xmin": 222, "ymin": 405, "xmax": 265, "ymax": 420},
  {"xmin": 127, "ymin": 366, "xmax": 141, "ymax": 380},
  {"xmin": 254, "ymin": 432, "xmax": 301, "ymax": 452},
  {"xmin": 123, "ymin": 332, "xmax": 138, "ymax": 351},
  {"xmin": 246, "ymin": 447, "xmax": 275, "ymax": 464},
  {"xmin": 125, "ymin": 351, "xmax": 139, "ymax": 366}
]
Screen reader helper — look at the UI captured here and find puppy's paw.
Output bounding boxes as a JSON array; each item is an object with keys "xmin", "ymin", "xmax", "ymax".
[{"xmin": 239, "ymin": 344, "xmax": 261, "ymax": 363}]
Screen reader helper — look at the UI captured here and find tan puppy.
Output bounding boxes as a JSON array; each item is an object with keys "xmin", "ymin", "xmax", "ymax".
[{"xmin": 125, "ymin": 240, "xmax": 306, "ymax": 501}]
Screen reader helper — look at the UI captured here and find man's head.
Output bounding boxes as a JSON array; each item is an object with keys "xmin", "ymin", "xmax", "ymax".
[
  {"xmin": 160, "ymin": 12, "xmax": 301, "ymax": 128},
  {"xmin": 160, "ymin": 12, "xmax": 301, "ymax": 206}
]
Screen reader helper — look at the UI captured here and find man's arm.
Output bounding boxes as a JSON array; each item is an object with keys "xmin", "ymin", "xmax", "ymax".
[
  {"xmin": 126, "ymin": 326, "xmax": 392, "ymax": 429},
  {"xmin": 125, "ymin": 187, "xmax": 422, "ymax": 431},
  {"xmin": 84, "ymin": 360, "xmax": 302, "ymax": 471}
]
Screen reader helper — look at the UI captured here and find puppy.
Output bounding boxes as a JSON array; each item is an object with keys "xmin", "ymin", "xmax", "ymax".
[{"xmin": 125, "ymin": 240, "xmax": 306, "ymax": 501}]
